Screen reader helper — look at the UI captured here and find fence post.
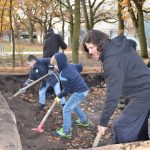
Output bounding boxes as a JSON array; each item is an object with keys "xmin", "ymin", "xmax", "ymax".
[{"xmin": 0, "ymin": 44, "xmax": 4, "ymax": 53}]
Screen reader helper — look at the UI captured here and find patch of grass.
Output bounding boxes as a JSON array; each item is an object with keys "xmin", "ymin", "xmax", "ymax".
[{"xmin": 1, "ymin": 41, "xmax": 43, "ymax": 52}]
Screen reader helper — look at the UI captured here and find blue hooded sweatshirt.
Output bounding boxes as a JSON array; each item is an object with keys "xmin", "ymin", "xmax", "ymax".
[{"xmin": 54, "ymin": 53, "xmax": 88, "ymax": 98}]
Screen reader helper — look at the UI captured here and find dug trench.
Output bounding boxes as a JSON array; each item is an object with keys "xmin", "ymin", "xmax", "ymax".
[{"xmin": 0, "ymin": 73, "xmax": 135, "ymax": 150}]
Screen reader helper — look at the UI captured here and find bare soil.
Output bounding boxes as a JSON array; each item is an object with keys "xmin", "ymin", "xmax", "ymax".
[{"xmin": 0, "ymin": 75, "xmax": 118, "ymax": 150}]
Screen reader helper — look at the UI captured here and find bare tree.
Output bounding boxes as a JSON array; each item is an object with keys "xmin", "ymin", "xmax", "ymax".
[
  {"xmin": 118, "ymin": 0, "xmax": 124, "ymax": 35},
  {"xmin": 72, "ymin": 0, "xmax": 80, "ymax": 63},
  {"xmin": 9, "ymin": 0, "xmax": 15, "ymax": 67},
  {"xmin": 128, "ymin": 0, "xmax": 148, "ymax": 58},
  {"xmin": 0, "ymin": 0, "xmax": 8, "ymax": 39},
  {"xmin": 81, "ymin": 0, "xmax": 117, "ymax": 30}
]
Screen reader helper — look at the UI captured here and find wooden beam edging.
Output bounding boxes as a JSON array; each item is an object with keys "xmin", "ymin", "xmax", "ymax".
[
  {"xmin": 84, "ymin": 140, "xmax": 150, "ymax": 150},
  {"xmin": 0, "ymin": 92, "xmax": 22, "ymax": 150}
]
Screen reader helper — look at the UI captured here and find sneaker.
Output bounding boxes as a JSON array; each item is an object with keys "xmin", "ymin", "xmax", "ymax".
[
  {"xmin": 52, "ymin": 127, "xmax": 72, "ymax": 138},
  {"xmin": 38, "ymin": 104, "xmax": 45, "ymax": 110},
  {"xmin": 73, "ymin": 119, "xmax": 89, "ymax": 127}
]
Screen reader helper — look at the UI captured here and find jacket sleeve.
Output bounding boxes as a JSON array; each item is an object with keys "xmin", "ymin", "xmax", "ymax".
[
  {"xmin": 38, "ymin": 58, "xmax": 50, "ymax": 66},
  {"xmin": 73, "ymin": 64, "xmax": 83, "ymax": 73},
  {"xmin": 23, "ymin": 78, "xmax": 34, "ymax": 87},
  {"xmin": 57, "ymin": 35, "xmax": 67, "ymax": 49},
  {"xmin": 57, "ymin": 75, "xmax": 71, "ymax": 98},
  {"xmin": 99, "ymin": 66, "xmax": 124, "ymax": 127}
]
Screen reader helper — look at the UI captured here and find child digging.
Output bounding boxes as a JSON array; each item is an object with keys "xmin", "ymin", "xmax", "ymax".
[{"xmin": 51, "ymin": 52, "xmax": 89, "ymax": 138}]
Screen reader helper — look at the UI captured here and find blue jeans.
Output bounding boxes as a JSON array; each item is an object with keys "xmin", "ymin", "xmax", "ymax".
[
  {"xmin": 63, "ymin": 90, "xmax": 88, "ymax": 133},
  {"xmin": 39, "ymin": 82, "xmax": 66, "ymax": 105}
]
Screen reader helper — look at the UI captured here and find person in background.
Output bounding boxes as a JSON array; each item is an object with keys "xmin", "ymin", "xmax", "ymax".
[
  {"xmin": 43, "ymin": 28, "xmax": 67, "ymax": 58},
  {"xmin": 24, "ymin": 55, "xmax": 66, "ymax": 110},
  {"xmin": 50, "ymin": 52, "xmax": 89, "ymax": 138},
  {"xmin": 81, "ymin": 29, "xmax": 150, "ymax": 144}
]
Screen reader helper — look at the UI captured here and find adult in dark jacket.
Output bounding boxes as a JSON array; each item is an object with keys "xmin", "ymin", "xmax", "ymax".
[
  {"xmin": 43, "ymin": 29, "xmax": 67, "ymax": 58},
  {"xmin": 81, "ymin": 29, "xmax": 150, "ymax": 144},
  {"xmin": 50, "ymin": 52, "xmax": 89, "ymax": 138},
  {"xmin": 24, "ymin": 55, "xmax": 66, "ymax": 109}
]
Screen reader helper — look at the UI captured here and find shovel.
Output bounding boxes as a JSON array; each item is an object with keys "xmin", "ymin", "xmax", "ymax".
[
  {"xmin": 11, "ymin": 73, "xmax": 49, "ymax": 98},
  {"xmin": 92, "ymin": 132, "xmax": 102, "ymax": 148},
  {"xmin": 32, "ymin": 100, "xmax": 57, "ymax": 133}
]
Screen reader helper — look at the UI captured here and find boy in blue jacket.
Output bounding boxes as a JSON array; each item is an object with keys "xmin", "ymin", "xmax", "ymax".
[
  {"xmin": 24, "ymin": 55, "xmax": 66, "ymax": 110},
  {"xmin": 51, "ymin": 52, "xmax": 89, "ymax": 137}
]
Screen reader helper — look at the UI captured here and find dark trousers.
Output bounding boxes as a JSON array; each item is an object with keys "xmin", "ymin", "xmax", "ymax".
[{"xmin": 113, "ymin": 110, "xmax": 149, "ymax": 144}]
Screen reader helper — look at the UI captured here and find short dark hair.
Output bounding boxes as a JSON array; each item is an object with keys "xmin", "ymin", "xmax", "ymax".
[
  {"xmin": 47, "ymin": 28, "xmax": 53, "ymax": 33},
  {"xmin": 81, "ymin": 30, "xmax": 109, "ymax": 56},
  {"xmin": 27, "ymin": 55, "xmax": 37, "ymax": 62}
]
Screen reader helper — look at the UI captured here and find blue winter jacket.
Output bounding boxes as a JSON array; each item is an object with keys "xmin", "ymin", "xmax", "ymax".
[
  {"xmin": 54, "ymin": 53, "xmax": 88, "ymax": 98},
  {"xmin": 24, "ymin": 58, "xmax": 58, "ymax": 87}
]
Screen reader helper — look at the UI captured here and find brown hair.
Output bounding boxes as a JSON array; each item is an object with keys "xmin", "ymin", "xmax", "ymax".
[
  {"xmin": 27, "ymin": 55, "xmax": 37, "ymax": 62},
  {"xmin": 81, "ymin": 30, "xmax": 109, "ymax": 58}
]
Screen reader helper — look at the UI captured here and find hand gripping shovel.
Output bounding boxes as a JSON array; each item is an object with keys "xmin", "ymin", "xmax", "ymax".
[
  {"xmin": 11, "ymin": 73, "xmax": 49, "ymax": 98},
  {"xmin": 92, "ymin": 132, "xmax": 102, "ymax": 148},
  {"xmin": 32, "ymin": 100, "xmax": 57, "ymax": 133}
]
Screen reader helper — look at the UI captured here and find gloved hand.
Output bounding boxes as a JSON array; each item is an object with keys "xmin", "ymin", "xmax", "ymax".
[
  {"xmin": 19, "ymin": 87, "xmax": 26, "ymax": 94},
  {"xmin": 48, "ymin": 69, "xmax": 53, "ymax": 75},
  {"xmin": 48, "ymin": 65, "xmax": 54, "ymax": 75},
  {"xmin": 54, "ymin": 97, "xmax": 60, "ymax": 103}
]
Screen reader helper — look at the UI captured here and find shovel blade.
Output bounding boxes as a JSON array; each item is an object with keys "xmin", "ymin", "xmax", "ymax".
[{"xmin": 32, "ymin": 127, "xmax": 44, "ymax": 133}]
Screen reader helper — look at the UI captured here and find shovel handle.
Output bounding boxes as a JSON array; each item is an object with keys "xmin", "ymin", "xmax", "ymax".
[
  {"xmin": 12, "ymin": 73, "xmax": 49, "ymax": 98},
  {"xmin": 40, "ymin": 101, "xmax": 57, "ymax": 125},
  {"xmin": 24, "ymin": 74, "xmax": 49, "ymax": 90},
  {"xmin": 92, "ymin": 132, "xmax": 101, "ymax": 148}
]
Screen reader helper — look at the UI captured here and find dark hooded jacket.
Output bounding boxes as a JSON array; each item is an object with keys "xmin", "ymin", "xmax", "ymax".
[
  {"xmin": 43, "ymin": 31, "xmax": 67, "ymax": 58},
  {"xmin": 54, "ymin": 53, "xmax": 88, "ymax": 98},
  {"xmin": 100, "ymin": 35, "xmax": 150, "ymax": 127},
  {"xmin": 24, "ymin": 58, "xmax": 58, "ymax": 88}
]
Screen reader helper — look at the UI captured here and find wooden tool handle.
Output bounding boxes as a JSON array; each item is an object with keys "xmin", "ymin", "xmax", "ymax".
[
  {"xmin": 40, "ymin": 101, "xmax": 57, "ymax": 124},
  {"xmin": 92, "ymin": 132, "xmax": 101, "ymax": 148},
  {"xmin": 12, "ymin": 73, "xmax": 49, "ymax": 98}
]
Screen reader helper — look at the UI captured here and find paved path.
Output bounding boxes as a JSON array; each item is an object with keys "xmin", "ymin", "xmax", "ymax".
[{"xmin": 0, "ymin": 50, "xmax": 77, "ymax": 56}]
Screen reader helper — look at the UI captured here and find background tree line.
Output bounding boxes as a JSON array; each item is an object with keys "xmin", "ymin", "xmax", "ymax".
[{"xmin": 0, "ymin": 0, "xmax": 150, "ymax": 66}]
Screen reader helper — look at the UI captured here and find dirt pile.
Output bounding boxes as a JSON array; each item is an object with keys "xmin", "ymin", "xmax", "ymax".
[{"xmin": 0, "ymin": 74, "xmax": 115, "ymax": 149}]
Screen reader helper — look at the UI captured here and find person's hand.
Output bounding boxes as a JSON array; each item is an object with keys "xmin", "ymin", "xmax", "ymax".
[
  {"xmin": 98, "ymin": 125, "xmax": 107, "ymax": 136},
  {"xmin": 54, "ymin": 97, "xmax": 60, "ymax": 103},
  {"xmin": 48, "ymin": 69, "xmax": 53, "ymax": 75},
  {"xmin": 19, "ymin": 87, "xmax": 26, "ymax": 94},
  {"xmin": 48, "ymin": 65, "xmax": 54, "ymax": 75}
]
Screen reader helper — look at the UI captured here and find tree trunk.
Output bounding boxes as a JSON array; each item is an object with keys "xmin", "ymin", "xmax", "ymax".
[
  {"xmin": 28, "ymin": 13, "xmax": 34, "ymax": 44},
  {"xmin": 81, "ymin": 0, "xmax": 90, "ymax": 30},
  {"xmin": 71, "ymin": 0, "xmax": 80, "ymax": 63},
  {"xmin": 137, "ymin": 6, "xmax": 148, "ymax": 58},
  {"xmin": 67, "ymin": 0, "xmax": 74, "ymax": 46},
  {"xmin": 0, "ymin": 0, "xmax": 8, "ymax": 40},
  {"xmin": 59, "ymin": 1, "xmax": 65, "ymax": 40},
  {"xmin": 117, "ymin": 0, "xmax": 124, "ymax": 35},
  {"xmin": 9, "ymin": 0, "xmax": 15, "ymax": 67},
  {"xmin": 128, "ymin": 0, "xmax": 148, "ymax": 58},
  {"xmin": 29, "ymin": 23, "xmax": 34, "ymax": 44}
]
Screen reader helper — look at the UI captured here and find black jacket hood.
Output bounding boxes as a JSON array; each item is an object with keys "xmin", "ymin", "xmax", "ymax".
[
  {"xmin": 101, "ymin": 35, "xmax": 134, "ymax": 61},
  {"xmin": 44, "ymin": 31, "xmax": 54, "ymax": 39}
]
